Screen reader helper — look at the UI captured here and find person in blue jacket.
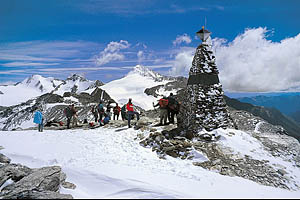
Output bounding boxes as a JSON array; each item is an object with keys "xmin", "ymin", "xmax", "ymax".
[
  {"xmin": 33, "ymin": 110, "xmax": 44, "ymax": 132},
  {"xmin": 103, "ymin": 108, "xmax": 111, "ymax": 125}
]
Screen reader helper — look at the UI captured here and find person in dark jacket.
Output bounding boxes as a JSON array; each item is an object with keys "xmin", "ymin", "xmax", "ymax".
[
  {"xmin": 113, "ymin": 103, "xmax": 121, "ymax": 120},
  {"xmin": 97, "ymin": 101, "xmax": 105, "ymax": 121},
  {"xmin": 71, "ymin": 105, "xmax": 78, "ymax": 127},
  {"xmin": 64, "ymin": 104, "xmax": 75, "ymax": 129},
  {"xmin": 126, "ymin": 98, "xmax": 139, "ymax": 128},
  {"xmin": 121, "ymin": 104, "xmax": 127, "ymax": 121},
  {"xmin": 91, "ymin": 105, "xmax": 98, "ymax": 123},
  {"xmin": 33, "ymin": 110, "xmax": 44, "ymax": 132},
  {"xmin": 167, "ymin": 93, "xmax": 176, "ymax": 124}
]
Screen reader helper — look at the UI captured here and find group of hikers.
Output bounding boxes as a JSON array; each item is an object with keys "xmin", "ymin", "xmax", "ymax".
[
  {"xmin": 33, "ymin": 93, "xmax": 180, "ymax": 131},
  {"xmin": 153, "ymin": 93, "xmax": 180, "ymax": 126},
  {"xmin": 89, "ymin": 98, "xmax": 140, "ymax": 128}
]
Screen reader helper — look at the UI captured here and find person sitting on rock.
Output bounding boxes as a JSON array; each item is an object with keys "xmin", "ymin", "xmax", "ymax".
[
  {"xmin": 113, "ymin": 103, "xmax": 121, "ymax": 120},
  {"xmin": 103, "ymin": 108, "xmax": 111, "ymax": 125},
  {"xmin": 126, "ymin": 98, "xmax": 140, "ymax": 128},
  {"xmin": 153, "ymin": 96, "xmax": 169, "ymax": 126}
]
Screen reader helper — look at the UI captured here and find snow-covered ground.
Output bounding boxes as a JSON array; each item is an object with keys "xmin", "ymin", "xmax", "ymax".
[{"xmin": 1, "ymin": 127, "xmax": 300, "ymax": 199}]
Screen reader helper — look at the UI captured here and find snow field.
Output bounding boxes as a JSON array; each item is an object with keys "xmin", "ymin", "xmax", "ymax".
[{"xmin": 1, "ymin": 127, "xmax": 300, "ymax": 198}]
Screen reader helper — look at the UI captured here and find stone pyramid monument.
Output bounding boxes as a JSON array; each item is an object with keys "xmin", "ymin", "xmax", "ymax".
[{"xmin": 179, "ymin": 26, "xmax": 229, "ymax": 133}]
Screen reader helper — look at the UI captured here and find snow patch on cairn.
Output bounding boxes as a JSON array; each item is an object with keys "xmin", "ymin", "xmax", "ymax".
[{"xmin": 179, "ymin": 43, "xmax": 230, "ymax": 133}]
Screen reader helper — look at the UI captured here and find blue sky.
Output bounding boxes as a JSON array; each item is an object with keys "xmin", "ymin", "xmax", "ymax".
[{"xmin": 1, "ymin": 0, "xmax": 300, "ymax": 92}]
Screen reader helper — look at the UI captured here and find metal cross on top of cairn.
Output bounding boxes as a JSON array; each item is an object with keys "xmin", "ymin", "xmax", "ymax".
[{"xmin": 179, "ymin": 26, "xmax": 230, "ymax": 134}]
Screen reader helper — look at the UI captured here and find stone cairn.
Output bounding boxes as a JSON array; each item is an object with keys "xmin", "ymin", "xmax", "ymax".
[{"xmin": 179, "ymin": 27, "xmax": 230, "ymax": 133}]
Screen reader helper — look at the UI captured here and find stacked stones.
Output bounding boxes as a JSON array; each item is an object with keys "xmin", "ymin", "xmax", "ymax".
[{"xmin": 179, "ymin": 29, "xmax": 229, "ymax": 133}]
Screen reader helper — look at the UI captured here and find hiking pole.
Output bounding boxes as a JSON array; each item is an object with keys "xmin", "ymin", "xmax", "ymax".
[{"xmin": 152, "ymin": 102, "xmax": 158, "ymax": 113}]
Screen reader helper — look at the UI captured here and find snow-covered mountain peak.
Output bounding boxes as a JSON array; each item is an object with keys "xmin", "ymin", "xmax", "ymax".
[
  {"xmin": 66, "ymin": 74, "xmax": 87, "ymax": 82},
  {"xmin": 129, "ymin": 65, "xmax": 164, "ymax": 81},
  {"xmin": 0, "ymin": 75, "xmax": 65, "ymax": 107},
  {"xmin": 53, "ymin": 74, "xmax": 98, "ymax": 96},
  {"xmin": 101, "ymin": 65, "xmax": 178, "ymax": 110}
]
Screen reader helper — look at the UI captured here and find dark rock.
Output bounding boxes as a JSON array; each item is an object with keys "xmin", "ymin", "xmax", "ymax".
[
  {"xmin": 277, "ymin": 169, "xmax": 288, "ymax": 176},
  {"xmin": 61, "ymin": 181, "xmax": 77, "ymax": 190},
  {"xmin": 1, "ymin": 190, "xmax": 73, "ymax": 199},
  {"xmin": 0, "ymin": 153, "xmax": 11, "ymax": 164},
  {"xmin": 2, "ymin": 163, "xmax": 33, "ymax": 182},
  {"xmin": 37, "ymin": 93, "xmax": 64, "ymax": 104},
  {"xmin": 1, "ymin": 166, "xmax": 63, "ymax": 197}
]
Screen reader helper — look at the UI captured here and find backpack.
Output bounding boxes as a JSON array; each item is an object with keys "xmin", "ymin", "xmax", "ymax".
[
  {"xmin": 121, "ymin": 105, "xmax": 126, "ymax": 112},
  {"xmin": 64, "ymin": 107, "xmax": 71, "ymax": 116},
  {"xmin": 168, "ymin": 97, "xmax": 176, "ymax": 106},
  {"xmin": 113, "ymin": 106, "xmax": 120, "ymax": 114},
  {"xmin": 168, "ymin": 98, "xmax": 177, "ymax": 109},
  {"xmin": 159, "ymin": 98, "xmax": 168, "ymax": 108},
  {"xmin": 98, "ymin": 103, "xmax": 104, "ymax": 112}
]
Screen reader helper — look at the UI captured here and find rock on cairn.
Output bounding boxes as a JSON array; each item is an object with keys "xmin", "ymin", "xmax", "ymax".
[{"xmin": 179, "ymin": 27, "xmax": 229, "ymax": 133}]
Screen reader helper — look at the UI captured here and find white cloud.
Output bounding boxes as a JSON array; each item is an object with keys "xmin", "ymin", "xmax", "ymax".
[
  {"xmin": 173, "ymin": 34, "xmax": 192, "ymax": 46},
  {"xmin": 96, "ymin": 40, "xmax": 130, "ymax": 66},
  {"xmin": 137, "ymin": 51, "xmax": 145, "ymax": 63},
  {"xmin": 0, "ymin": 70, "xmax": 26, "ymax": 74},
  {"xmin": 2, "ymin": 62, "xmax": 59, "ymax": 67},
  {"xmin": 169, "ymin": 47, "xmax": 194, "ymax": 76},
  {"xmin": 213, "ymin": 27, "xmax": 300, "ymax": 92},
  {"xmin": 169, "ymin": 27, "xmax": 300, "ymax": 92}
]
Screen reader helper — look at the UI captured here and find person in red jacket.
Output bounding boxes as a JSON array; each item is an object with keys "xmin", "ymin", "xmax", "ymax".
[
  {"xmin": 126, "ymin": 98, "xmax": 140, "ymax": 128},
  {"xmin": 113, "ymin": 103, "xmax": 121, "ymax": 120}
]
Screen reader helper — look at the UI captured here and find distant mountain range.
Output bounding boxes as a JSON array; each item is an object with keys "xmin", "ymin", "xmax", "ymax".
[
  {"xmin": 225, "ymin": 96, "xmax": 300, "ymax": 141},
  {"xmin": 1, "ymin": 65, "xmax": 300, "ymax": 142},
  {"xmin": 238, "ymin": 95, "xmax": 300, "ymax": 124},
  {"xmin": 0, "ymin": 74, "xmax": 104, "ymax": 107}
]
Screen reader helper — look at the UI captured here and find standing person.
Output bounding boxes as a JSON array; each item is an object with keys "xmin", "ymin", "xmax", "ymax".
[
  {"xmin": 167, "ymin": 93, "xmax": 176, "ymax": 124},
  {"xmin": 126, "ymin": 98, "xmax": 140, "ymax": 128},
  {"xmin": 33, "ymin": 109, "xmax": 44, "ymax": 132},
  {"xmin": 113, "ymin": 103, "xmax": 121, "ymax": 120},
  {"xmin": 91, "ymin": 105, "xmax": 98, "ymax": 123},
  {"xmin": 64, "ymin": 104, "xmax": 74, "ymax": 129},
  {"xmin": 121, "ymin": 104, "xmax": 127, "ymax": 121},
  {"xmin": 154, "ymin": 96, "xmax": 169, "ymax": 126},
  {"xmin": 97, "ymin": 101, "xmax": 105, "ymax": 122},
  {"xmin": 71, "ymin": 104, "xmax": 78, "ymax": 127}
]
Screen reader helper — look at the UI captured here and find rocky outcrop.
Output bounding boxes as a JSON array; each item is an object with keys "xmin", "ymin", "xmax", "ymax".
[
  {"xmin": 138, "ymin": 108, "xmax": 300, "ymax": 190},
  {"xmin": 144, "ymin": 77, "xmax": 187, "ymax": 98},
  {"xmin": 140, "ymin": 131, "xmax": 193, "ymax": 159},
  {"xmin": 224, "ymin": 95, "xmax": 300, "ymax": 142},
  {"xmin": 0, "ymin": 153, "xmax": 11, "ymax": 164},
  {"xmin": 0, "ymin": 152, "xmax": 74, "ymax": 199}
]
